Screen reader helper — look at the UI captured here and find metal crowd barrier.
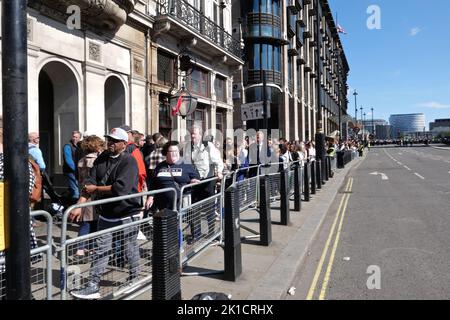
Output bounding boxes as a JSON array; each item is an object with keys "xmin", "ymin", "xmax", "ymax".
[
  {"xmin": 59, "ymin": 188, "xmax": 177, "ymax": 300},
  {"xmin": 178, "ymin": 177, "xmax": 222, "ymax": 267},
  {"xmin": 0, "ymin": 210, "xmax": 53, "ymax": 300}
]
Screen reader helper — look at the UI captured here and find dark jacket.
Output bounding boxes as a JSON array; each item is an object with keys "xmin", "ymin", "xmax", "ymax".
[
  {"xmin": 149, "ymin": 160, "xmax": 200, "ymax": 210},
  {"xmin": 84, "ymin": 151, "xmax": 141, "ymax": 219},
  {"xmin": 63, "ymin": 142, "xmax": 77, "ymax": 174}
]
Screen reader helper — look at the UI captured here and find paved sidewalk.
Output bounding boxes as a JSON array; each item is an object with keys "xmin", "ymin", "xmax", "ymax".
[{"xmin": 134, "ymin": 155, "xmax": 365, "ymax": 300}]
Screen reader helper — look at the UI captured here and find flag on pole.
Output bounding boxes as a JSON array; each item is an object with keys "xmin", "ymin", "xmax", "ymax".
[{"xmin": 337, "ymin": 24, "xmax": 347, "ymax": 35}]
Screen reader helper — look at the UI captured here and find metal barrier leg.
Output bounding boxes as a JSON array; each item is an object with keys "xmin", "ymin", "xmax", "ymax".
[
  {"xmin": 280, "ymin": 169, "xmax": 290, "ymax": 226},
  {"xmin": 294, "ymin": 164, "xmax": 302, "ymax": 211},
  {"xmin": 303, "ymin": 164, "xmax": 310, "ymax": 202},
  {"xmin": 316, "ymin": 160, "xmax": 322, "ymax": 190},
  {"xmin": 259, "ymin": 175, "xmax": 272, "ymax": 246},
  {"xmin": 152, "ymin": 209, "xmax": 181, "ymax": 300},
  {"xmin": 310, "ymin": 161, "xmax": 316, "ymax": 195},
  {"xmin": 224, "ymin": 186, "xmax": 242, "ymax": 282}
]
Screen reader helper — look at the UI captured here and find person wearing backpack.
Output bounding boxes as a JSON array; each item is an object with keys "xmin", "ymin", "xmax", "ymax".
[{"xmin": 0, "ymin": 128, "xmax": 42, "ymax": 298}]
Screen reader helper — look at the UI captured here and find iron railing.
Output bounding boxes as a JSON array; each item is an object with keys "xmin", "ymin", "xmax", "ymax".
[{"xmin": 157, "ymin": 0, "xmax": 242, "ymax": 58}]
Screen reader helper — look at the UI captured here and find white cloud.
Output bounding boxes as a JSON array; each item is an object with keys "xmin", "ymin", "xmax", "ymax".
[
  {"xmin": 410, "ymin": 27, "xmax": 421, "ymax": 36},
  {"xmin": 418, "ymin": 102, "xmax": 450, "ymax": 109}
]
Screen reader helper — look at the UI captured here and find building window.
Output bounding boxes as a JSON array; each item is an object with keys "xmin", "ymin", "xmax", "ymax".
[
  {"xmin": 215, "ymin": 75, "xmax": 226, "ymax": 103},
  {"xmin": 248, "ymin": 44, "xmax": 281, "ymax": 72},
  {"xmin": 216, "ymin": 111, "xmax": 224, "ymax": 140},
  {"xmin": 157, "ymin": 50, "xmax": 177, "ymax": 86},
  {"xmin": 159, "ymin": 94, "xmax": 172, "ymax": 138},
  {"xmin": 187, "ymin": 68, "xmax": 210, "ymax": 98},
  {"xmin": 186, "ymin": 105, "xmax": 205, "ymax": 132}
]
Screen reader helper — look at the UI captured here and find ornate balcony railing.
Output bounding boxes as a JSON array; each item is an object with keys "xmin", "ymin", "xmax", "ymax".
[{"xmin": 157, "ymin": 0, "xmax": 242, "ymax": 58}]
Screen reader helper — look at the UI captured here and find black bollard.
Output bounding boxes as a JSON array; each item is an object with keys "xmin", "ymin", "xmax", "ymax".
[
  {"xmin": 328, "ymin": 157, "xmax": 333, "ymax": 178},
  {"xmin": 324, "ymin": 156, "xmax": 329, "ymax": 181},
  {"xmin": 310, "ymin": 161, "xmax": 316, "ymax": 195},
  {"xmin": 337, "ymin": 151, "xmax": 345, "ymax": 169},
  {"xmin": 259, "ymin": 175, "xmax": 272, "ymax": 246},
  {"xmin": 280, "ymin": 168, "xmax": 290, "ymax": 226},
  {"xmin": 224, "ymin": 185, "xmax": 242, "ymax": 281},
  {"xmin": 303, "ymin": 163, "xmax": 310, "ymax": 202},
  {"xmin": 152, "ymin": 209, "xmax": 181, "ymax": 300},
  {"xmin": 294, "ymin": 163, "xmax": 302, "ymax": 211},
  {"xmin": 316, "ymin": 160, "xmax": 322, "ymax": 190}
]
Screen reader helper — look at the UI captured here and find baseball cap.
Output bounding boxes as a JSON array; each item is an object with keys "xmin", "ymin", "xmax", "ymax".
[
  {"xmin": 119, "ymin": 124, "xmax": 132, "ymax": 132},
  {"xmin": 104, "ymin": 127, "xmax": 128, "ymax": 142}
]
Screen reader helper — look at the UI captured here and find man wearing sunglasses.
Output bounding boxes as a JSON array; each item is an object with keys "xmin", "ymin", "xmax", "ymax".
[{"xmin": 69, "ymin": 127, "xmax": 141, "ymax": 300}]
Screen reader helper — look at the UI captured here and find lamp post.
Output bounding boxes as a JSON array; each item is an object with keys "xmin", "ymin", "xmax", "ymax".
[
  {"xmin": 363, "ymin": 112, "xmax": 366, "ymax": 143},
  {"xmin": 371, "ymin": 107, "xmax": 374, "ymax": 138},
  {"xmin": 2, "ymin": 0, "xmax": 32, "ymax": 299},
  {"xmin": 353, "ymin": 89, "xmax": 358, "ymax": 124},
  {"xmin": 359, "ymin": 106, "xmax": 363, "ymax": 140}
]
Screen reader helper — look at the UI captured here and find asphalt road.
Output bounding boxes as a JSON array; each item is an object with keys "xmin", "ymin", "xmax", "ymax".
[{"xmin": 287, "ymin": 145, "xmax": 450, "ymax": 300}]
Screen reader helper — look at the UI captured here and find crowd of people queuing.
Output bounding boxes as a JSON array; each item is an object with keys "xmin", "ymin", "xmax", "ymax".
[{"xmin": 1, "ymin": 119, "xmax": 370, "ymax": 299}]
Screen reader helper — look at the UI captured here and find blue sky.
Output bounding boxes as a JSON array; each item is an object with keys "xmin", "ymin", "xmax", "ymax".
[{"xmin": 328, "ymin": 0, "xmax": 450, "ymax": 127}]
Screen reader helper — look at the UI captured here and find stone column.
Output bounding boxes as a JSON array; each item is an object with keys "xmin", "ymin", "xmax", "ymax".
[{"xmin": 84, "ymin": 63, "xmax": 106, "ymax": 136}]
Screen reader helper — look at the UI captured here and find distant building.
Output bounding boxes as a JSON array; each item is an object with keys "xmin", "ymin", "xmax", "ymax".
[
  {"xmin": 389, "ymin": 113, "xmax": 425, "ymax": 138},
  {"xmin": 362, "ymin": 119, "xmax": 388, "ymax": 135},
  {"xmin": 430, "ymin": 119, "xmax": 450, "ymax": 132},
  {"xmin": 375, "ymin": 125, "xmax": 392, "ymax": 140}
]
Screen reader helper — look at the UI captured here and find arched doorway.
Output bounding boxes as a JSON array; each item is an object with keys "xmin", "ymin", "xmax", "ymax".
[
  {"xmin": 39, "ymin": 61, "xmax": 79, "ymax": 182},
  {"xmin": 104, "ymin": 76, "xmax": 126, "ymax": 133}
]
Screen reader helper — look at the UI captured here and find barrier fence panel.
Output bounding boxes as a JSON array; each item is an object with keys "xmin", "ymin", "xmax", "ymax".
[
  {"xmin": 60, "ymin": 188, "xmax": 177, "ymax": 300},
  {"xmin": 235, "ymin": 176, "xmax": 259, "ymax": 213},
  {"xmin": 30, "ymin": 210, "xmax": 54, "ymax": 300},
  {"xmin": 0, "ymin": 210, "xmax": 53, "ymax": 300},
  {"xmin": 179, "ymin": 178, "xmax": 222, "ymax": 266}
]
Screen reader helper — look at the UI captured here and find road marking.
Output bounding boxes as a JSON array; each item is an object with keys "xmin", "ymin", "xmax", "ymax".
[
  {"xmin": 306, "ymin": 178, "xmax": 352, "ymax": 300},
  {"xmin": 370, "ymin": 172, "xmax": 389, "ymax": 180},
  {"xmin": 403, "ymin": 166, "xmax": 412, "ymax": 171},
  {"xmin": 319, "ymin": 178, "xmax": 353, "ymax": 300},
  {"xmin": 398, "ymin": 153, "xmax": 403, "ymax": 155},
  {"xmin": 414, "ymin": 173, "xmax": 425, "ymax": 180},
  {"xmin": 397, "ymin": 162, "xmax": 403, "ymax": 165}
]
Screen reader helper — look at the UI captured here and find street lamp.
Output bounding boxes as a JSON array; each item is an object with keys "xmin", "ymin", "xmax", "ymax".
[
  {"xmin": 169, "ymin": 81, "xmax": 197, "ymax": 119},
  {"xmin": 169, "ymin": 52, "xmax": 198, "ymax": 119}
]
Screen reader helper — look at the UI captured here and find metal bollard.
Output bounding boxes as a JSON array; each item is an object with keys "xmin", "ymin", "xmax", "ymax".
[
  {"xmin": 310, "ymin": 161, "xmax": 316, "ymax": 195},
  {"xmin": 328, "ymin": 157, "xmax": 333, "ymax": 178},
  {"xmin": 224, "ymin": 185, "xmax": 242, "ymax": 281},
  {"xmin": 294, "ymin": 163, "xmax": 302, "ymax": 211},
  {"xmin": 324, "ymin": 156, "xmax": 329, "ymax": 181},
  {"xmin": 303, "ymin": 163, "xmax": 310, "ymax": 202},
  {"xmin": 280, "ymin": 168, "xmax": 290, "ymax": 226},
  {"xmin": 316, "ymin": 160, "xmax": 322, "ymax": 190},
  {"xmin": 259, "ymin": 175, "xmax": 272, "ymax": 246},
  {"xmin": 152, "ymin": 209, "xmax": 181, "ymax": 300},
  {"xmin": 337, "ymin": 151, "xmax": 345, "ymax": 169}
]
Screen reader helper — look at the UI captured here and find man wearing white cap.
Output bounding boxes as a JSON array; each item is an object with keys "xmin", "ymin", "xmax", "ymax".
[{"xmin": 69, "ymin": 127, "xmax": 141, "ymax": 299}]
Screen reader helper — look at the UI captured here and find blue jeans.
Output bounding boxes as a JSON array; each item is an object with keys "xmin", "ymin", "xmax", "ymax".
[
  {"xmin": 77, "ymin": 221, "xmax": 98, "ymax": 251},
  {"xmin": 90, "ymin": 216, "xmax": 140, "ymax": 285},
  {"xmin": 65, "ymin": 172, "xmax": 79, "ymax": 201}
]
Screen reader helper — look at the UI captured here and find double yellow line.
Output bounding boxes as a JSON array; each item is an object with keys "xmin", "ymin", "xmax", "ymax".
[{"xmin": 306, "ymin": 177, "xmax": 353, "ymax": 300}]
